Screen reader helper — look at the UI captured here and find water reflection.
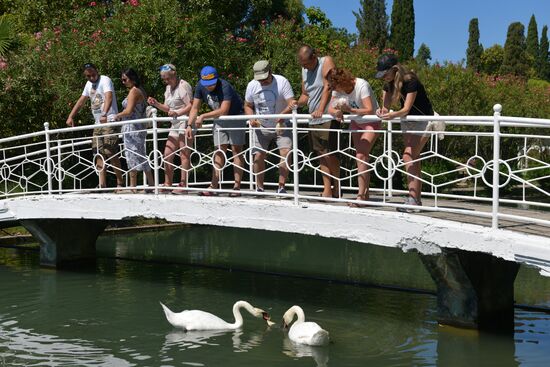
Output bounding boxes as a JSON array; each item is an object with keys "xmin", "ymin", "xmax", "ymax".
[
  {"xmin": 0, "ymin": 322, "xmax": 131, "ymax": 366},
  {"xmin": 436, "ymin": 326, "xmax": 518, "ymax": 367},
  {"xmin": 282, "ymin": 337, "xmax": 329, "ymax": 367}
]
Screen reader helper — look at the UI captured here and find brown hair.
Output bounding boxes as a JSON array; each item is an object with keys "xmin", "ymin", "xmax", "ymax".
[
  {"xmin": 386, "ymin": 64, "xmax": 418, "ymax": 105},
  {"xmin": 327, "ymin": 68, "xmax": 354, "ymax": 90}
]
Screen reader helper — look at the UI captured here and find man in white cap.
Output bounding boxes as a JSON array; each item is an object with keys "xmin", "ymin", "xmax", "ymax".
[{"xmin": 244, "ymin": 60, "xmax": 296, "ymax": 194}]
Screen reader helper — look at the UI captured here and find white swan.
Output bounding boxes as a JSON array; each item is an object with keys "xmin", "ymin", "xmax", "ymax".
[
  {"xmin": 282, "ymin": 305, "xmax": 329, "ymax": 346},
  {"xmin": 160, "ymin": 301, "xmax": 270, "ymax": 330}
]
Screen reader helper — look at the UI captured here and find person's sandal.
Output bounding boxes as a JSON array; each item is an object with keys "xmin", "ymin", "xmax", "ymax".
[
  {"xmin": 172, "ymin": 182, "xmax": 188, "ymax": 195},
  {"xmin": 348, "ymin": 195, "xmax": 368, "ymax": 208},
  {"xmin": 198, "ymin": 186, "xmax": 219, "ymax": 196},
  {"xmin": 228, "ymin": 187, "xmax": 241, "ymax": 197}
]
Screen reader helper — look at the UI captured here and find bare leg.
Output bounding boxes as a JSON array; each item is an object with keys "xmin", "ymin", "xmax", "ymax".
[
  {"xmin": 352, "ymin": 130, "xmax": 378, "ymax": 201},
  {"xmin": 211, "ymin": 144, "xmax": 229, "ymax": 189},
  {"xmin": 129, "ymin": 170, "xmax": 137, "ymax": 193},
  {"xmin": 231, "ymin": 145, "xmax": 244, "ymax": 189},
  {"xmin": 96, "ymin": 155, "xmax": 107, "ymax": 188},
  {"xmin": 163, "ymin": 135, "xmax": 179, "ymax": 186},
  {"xmin": 179, "ymin": 135, "xmax": 192, "ymax": 186},
  {"xmin": 402, "ymin": 134, "xmax": 430, "ymax": 201},
  {"xmin": 278, "ymin": 148, "xmax": 290, "ymax": 188},
  {"xmin": 253, "ymin": 151, "xmax": 267, "ymax": 189}
]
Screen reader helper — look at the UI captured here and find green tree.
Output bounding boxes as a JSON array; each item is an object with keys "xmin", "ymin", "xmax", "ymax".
[
  {"xmin": 526, "ymin": 14, "xmax": 539, "ymax": 65},
  {"xmin": 415, "ymin": 43, "xmax": 431, "ymax": 66},
  {"xmin": 305, "ymin": 6, "xmax": 332, "ymax": 29},
  {"xmin": 353, "ymin": 0, "xmax": 388, "ymax": 51},
  {"xmin": 466, "ymin": 18, "xmax": 483, "ymax": 71},
  {"xmin": 538, "ymin": 25, "xmax": 549, "ymax": 80},
  {"xmin": 390, "ymin": 0, "xmax": 415, "ymax": 60},
  {"xmin": 480, "ymin": 44, "xmax": 504, "ymax": 75},
  {"xmin": 500, "ymin": 22, "xmax": 528, "ymax": 77}
]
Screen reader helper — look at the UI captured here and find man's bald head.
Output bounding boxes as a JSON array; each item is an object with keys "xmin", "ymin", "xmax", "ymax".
[{"xmin": 298, "ymin": 45, "xmax": 318, "ymax": 69}]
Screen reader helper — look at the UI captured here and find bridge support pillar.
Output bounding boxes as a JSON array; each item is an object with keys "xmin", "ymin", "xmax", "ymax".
[
  {"xmin": 420, "ymin": 249, "xmax": 519, "ymax": 332},
  {"xmin": 21, "ymin": 219, "xmax": 107, "ymax": 268}
]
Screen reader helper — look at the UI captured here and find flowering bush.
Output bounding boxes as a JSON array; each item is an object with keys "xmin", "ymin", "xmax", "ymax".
[{"xmin": 0, "ymin": 0, "xmax": 548, "ymax": 141}]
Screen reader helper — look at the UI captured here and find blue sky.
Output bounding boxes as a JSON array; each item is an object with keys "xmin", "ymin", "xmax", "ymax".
[{"xmin": 303, "ymin": 0, "xmax": 550, "ymax": 63}]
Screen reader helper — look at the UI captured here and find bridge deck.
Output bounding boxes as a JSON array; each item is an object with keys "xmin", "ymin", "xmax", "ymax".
[{"xmin": 78, "ymin": 188, "xmax": 550, "ymax": 238}]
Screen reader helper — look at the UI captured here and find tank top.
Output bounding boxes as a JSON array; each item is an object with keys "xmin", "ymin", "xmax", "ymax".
[{"xmin": 302, "ymin": 57, "xmax": 326, "ymax": 125}]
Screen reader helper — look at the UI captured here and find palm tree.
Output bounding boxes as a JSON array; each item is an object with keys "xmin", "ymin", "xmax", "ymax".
[{"xmin": 0, "ymin": 15, "xmax": 16, "ymax": 58}]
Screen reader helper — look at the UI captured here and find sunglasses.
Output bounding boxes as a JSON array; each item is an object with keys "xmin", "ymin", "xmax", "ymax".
[{"xmin": 159, "ymin": 64, "xmax": 175, "ymax": 72}]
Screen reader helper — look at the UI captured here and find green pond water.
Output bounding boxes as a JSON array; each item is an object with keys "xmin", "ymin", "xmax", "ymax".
[{"xmin": 0, "ymin": 225, "xmax": 550, "ymax": 366}]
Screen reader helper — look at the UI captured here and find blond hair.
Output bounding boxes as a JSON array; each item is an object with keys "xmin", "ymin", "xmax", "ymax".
[{"xmin": 386, "ymin": 64, "xmax": 418, "ymax": 105}]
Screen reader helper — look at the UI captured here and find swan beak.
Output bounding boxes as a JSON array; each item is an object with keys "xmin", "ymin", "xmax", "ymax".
[
  {"xmin": 262, "ymin": 311, "xmax": 270, "ymax": 321},
  {"xmin": 282, "ymin": 321, "xmax": 289, "ymax": 329}
]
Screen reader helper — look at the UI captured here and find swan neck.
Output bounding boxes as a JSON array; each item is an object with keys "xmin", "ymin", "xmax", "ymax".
[
  {"xmin": 291, "ymin": 306, "xmax": 306, "ymax": 323},
  {"xmin": 231, "ymin": 301, "xmax": 254, "ymax": 329}
]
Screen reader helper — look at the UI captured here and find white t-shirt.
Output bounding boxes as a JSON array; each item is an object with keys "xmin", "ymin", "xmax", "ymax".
[
  {"xmin": 245, "ymin": 74, "xmax": 294, "ymax": 128},
  {"xmin": 164, "ymin": 79, "xmax": 193, "ymax": 111},
  {"xmin": 332, "ymin": 78, "xmax": 378, "ymax": 123},
  {"xmin": 82, "ymin": 75, "xmax": 118, "ymax": 124}
]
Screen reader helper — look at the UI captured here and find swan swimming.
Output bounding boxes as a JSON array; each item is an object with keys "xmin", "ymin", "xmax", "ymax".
[
  {"xmin": 160, "ymin": 300, "xmax": 270, "ymax": 330},
  {"xmin": 282, "ymin": 305, "xmax": 330, "ymax": 346}
]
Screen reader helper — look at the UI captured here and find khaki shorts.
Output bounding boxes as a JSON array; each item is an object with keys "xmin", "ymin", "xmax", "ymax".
[
  {"xmin": 400, "ymin": 121, "xmax": 430, "ymax": 137},
  {"xmin": 252, "ymin": 126, "xmax": 292, "ymax": 153},
  {"xmin": 92, "ymin": 125, "xmax": 120, "ymax": 157},
  {"xmin": 309, "ymin": 120, "xmax": 340, "ymax": 154}
]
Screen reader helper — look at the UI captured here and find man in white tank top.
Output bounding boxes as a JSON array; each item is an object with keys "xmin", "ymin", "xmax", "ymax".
[{"xmin": 293, "ymin": 46, "xmax": 340, "ymax": 199}]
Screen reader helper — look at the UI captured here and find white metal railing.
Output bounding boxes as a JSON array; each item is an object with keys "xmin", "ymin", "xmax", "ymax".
[{"xmin": 0, "ymin": 105, "xmax": 549, "ymax": 230}]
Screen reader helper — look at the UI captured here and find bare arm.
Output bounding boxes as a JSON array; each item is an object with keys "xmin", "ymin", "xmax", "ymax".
[
  {"xmin": 66, "ymin": 95, "xmax": 88, "ymax": 126},
  {"xmin": 199, "ymin": 100, "xmax": 231, "ymax": 120},
  {"xmin": 310, "ymin": 55, "xmax": 335, "ymax": 118},
  {"xmin": 115, "ymin": 88, "xmax": 139, "ymax": 120},
  {"xmin": 294, "ymin": 80, "xmax": 309, "ymax": 108},
  {"xmin": 244, "ymin": 100, "xmax": 261, "ymax": 127},
  {"xmin": 350, "ymin": 96, "xmax": 375, "ymax": 116},
  {"xmin": 187, "ymin": 98, "xmax": 202, "ymax": 127},
  {"xmin": 380, "ymin": 92, "xmax": 417, "ymax": 120}
]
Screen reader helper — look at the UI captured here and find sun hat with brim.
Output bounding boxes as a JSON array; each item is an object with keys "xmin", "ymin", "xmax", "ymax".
[
  {"xmin": 253, "ymin": 60, "xmax": 271, "ymax": 81},
  {"xmin": 200, "ymin": 66, "xmax": 219, "ymax": 86},
  {"xmin": 375, "ymin": 54, "xmax": 398, "ymax": 78}
]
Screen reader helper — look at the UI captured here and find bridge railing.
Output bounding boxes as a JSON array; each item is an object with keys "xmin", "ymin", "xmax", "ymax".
[{"xmin": 0, "ymin": 104, "xmax": 549, "ymax": 229}]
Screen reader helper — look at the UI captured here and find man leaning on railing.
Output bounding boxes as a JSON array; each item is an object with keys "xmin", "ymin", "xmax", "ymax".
[
  {"xmin": 65, "ymin": 63, "xmax": 124, "ymax": 191},
  {"xmin": 244, "ymin": 60, "xmax": 296, "ymax": 195}
]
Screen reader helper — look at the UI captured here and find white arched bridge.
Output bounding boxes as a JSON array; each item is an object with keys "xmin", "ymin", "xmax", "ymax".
[{"xmin": 0, "ymin": 105, "xmax": 549, "ymax": 330}]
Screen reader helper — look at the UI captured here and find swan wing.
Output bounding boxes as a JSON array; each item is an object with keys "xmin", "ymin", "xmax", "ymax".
[
  {"xmin": 289, "ymin": 321, "xmax": 330, "ymax": 346},
  {"xmin": 160, "ymin": 303, "xmax": 234, "ymax": 330}
]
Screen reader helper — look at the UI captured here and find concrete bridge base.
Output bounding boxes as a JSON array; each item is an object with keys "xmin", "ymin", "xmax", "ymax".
[
  {"xmin": 21, "ymin": 219, "xmax": 107, "ymax": 268},
  {"xmin": 420, "ymin": 249, "xmax": 520, "ymax": 332}
]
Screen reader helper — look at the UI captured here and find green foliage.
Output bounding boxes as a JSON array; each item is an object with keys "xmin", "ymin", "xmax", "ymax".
[
  {"xmin": 501, "ymin": 22, "xmax": 528, "ymax": 77},
  {"xmin": 466, "ymin": 18, "xmax": 483, "ymax": 71},
  {"xmin": 0, "ymin": 15, "xmax": 19, "ymax": 57},
  {"xmin": 353, "ymin": 0, "xmax": 388, "ymax": 51},
  {"xmin": 526, "ymin": 15, "xmax": 539, "ymax": 63},
  {"xmin": 480, "ymin": 44, "xmax": 503, "ymax": 75},
  {"xmin": 538, "ymin": 26, "xmax": 550, "ymax": 80},
  {"xmin": 305, "ymin": 6, "xmax": 331, "ymax": 29},
  {"xmin": 415, "ymin": 43, "xmax": 431, "ymax": 67},
  {"xmin": 390, "ymin": 0, "xmax": 415, "ymax": 60}
]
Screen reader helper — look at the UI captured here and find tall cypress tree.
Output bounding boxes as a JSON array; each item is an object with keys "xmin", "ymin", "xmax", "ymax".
[
  {"xmin": 500, "ymin": 22, "xmax": 528, "ymax": 77},
  {"xmin": 415, "ymin": 43, "xmax": 431, "ymax": 67},
  {"xmin": 353, "ymin": 0, "xmax": 388, "ymax": 51},
  {"xmin": 466, "ymin": 18, "xmax": 483, "ymax": 71},
  {"xmin": 538, "ymin": 25, "xmax": 550, "ymax": 80},
  {"xmin": 390, "ymin": 0, "xmax": 415, "ymax": 60},
  {"xmin": 389, "ymin": 0, "xmax": 402, "ymax": 54},
  {"xmin": 526, "ymin": 14, "xmax": 539, "ymax": 66}
]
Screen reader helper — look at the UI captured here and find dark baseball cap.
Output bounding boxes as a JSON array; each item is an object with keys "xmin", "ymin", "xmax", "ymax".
[{"xmin": 375, "ymin": 54, "xmax": 398, "ymax": 78}]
